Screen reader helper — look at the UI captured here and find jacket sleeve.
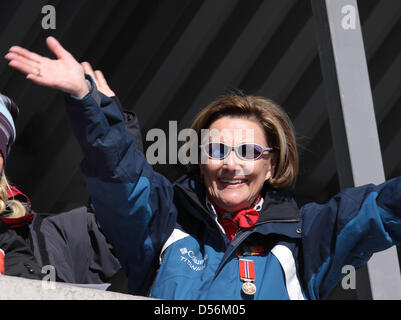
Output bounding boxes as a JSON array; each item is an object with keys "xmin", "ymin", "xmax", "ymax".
[
  {"xmin": 64, "ymin": 75, "xmax": 177, "ymax": 295},
  {"xmin": 0, "ymin": 219, "xmax": 43, "ymax": 280},
  {"xmin": 300, "ymin": 176, "xmax": 401, "ymax": 299},
  {"xmin": 111, "ymin": 95, "xmax": 144, "ymax": 154}
]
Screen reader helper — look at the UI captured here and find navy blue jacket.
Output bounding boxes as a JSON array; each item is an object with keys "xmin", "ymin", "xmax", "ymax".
[{"xmin": 64, "ymin": 77, "xmax": 401, "ymax": 299}]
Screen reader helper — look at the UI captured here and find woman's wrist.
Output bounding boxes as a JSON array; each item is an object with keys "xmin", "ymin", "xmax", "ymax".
[{"xmin": 71, "ymin": 78, "xmax": 91, "ymax": 99}]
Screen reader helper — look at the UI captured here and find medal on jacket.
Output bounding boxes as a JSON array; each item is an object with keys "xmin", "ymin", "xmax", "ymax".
[{"xmin": 239, "ymin": 258, "xmax": 257, "ymax": 295}]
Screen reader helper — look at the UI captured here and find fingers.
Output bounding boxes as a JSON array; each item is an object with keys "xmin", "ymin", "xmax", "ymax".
[
  {"xmin": 5, "ymin": 47, "xmax": 42, "ymax": 77},
  {"xmin": 81, "ymin": 61, "xmax": 96, "ymax": 79},
  {"xmin": 8, "ymin": 37, "xmax": 72, "ymax": 63},
  {"xmin": 94, "ymin": 70, "xmax": 108, "ymax": 87},
  {"xmin": 26, "ymin": 73, "xmax": 53, "ymax": 87},
  {"xmin": 6, "ymin": 38, "xmax": 87, "ymax": 95},
  {"xmin": 46, "ymin": 36, "xmax": 72, "ymax": 60},
  {"xmin": 8, "ymin": 46, "xmax": 43, "ymax": 64},
  {"xmin": 8, "ymin": 56, "xmax": 54, "ymax": 89},
  {"xmin": 5, "ymin": 52, "xmax": 41, "ymax": 76},
  {"xmin": 81, "ymin": 62, "xmax": 115, "ymax": 97}
]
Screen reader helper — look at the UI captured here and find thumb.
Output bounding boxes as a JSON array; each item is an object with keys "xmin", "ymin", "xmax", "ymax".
[{"xmin": 46, "ymin": 36, "xmax": 72, "ymax": 60}]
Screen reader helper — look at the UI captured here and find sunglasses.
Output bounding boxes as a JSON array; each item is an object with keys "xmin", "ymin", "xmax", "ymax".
[{"xmin": 201, "ymin": 142, "xmax": 273, "ymax": 161}]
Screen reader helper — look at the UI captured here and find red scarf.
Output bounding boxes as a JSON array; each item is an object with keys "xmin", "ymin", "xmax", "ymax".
[{"xmin": 209, "ymin": 195, "xmax": 261, "ymax": 241}]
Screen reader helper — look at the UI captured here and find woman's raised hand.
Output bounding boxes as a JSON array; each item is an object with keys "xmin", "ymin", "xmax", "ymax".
[
  {"xmin": 81, "ymin": 62, "xmax": 115, "ymax": 98},
  {"xmin": 5, "ymin": 37, "xmax": 89, "ymax": 99}
]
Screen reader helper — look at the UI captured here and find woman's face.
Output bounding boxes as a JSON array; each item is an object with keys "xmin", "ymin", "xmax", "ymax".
[{"xmin": 200, "ymin": 116, "xmax": 276, "ymax": 212}]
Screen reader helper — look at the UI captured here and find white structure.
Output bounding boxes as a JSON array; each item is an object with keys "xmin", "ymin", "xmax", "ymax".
[{"xmin": 0, "ymin": 275, "xmax": 152, "ymax": 300}]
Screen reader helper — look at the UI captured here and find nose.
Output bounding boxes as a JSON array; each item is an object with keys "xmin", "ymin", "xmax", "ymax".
[
  {"xmin": 223, "ymin": 148, "xmax": 241, "ymax": 170},
  {"xmin": 223, "ymin": 147, "xmax": 254, "ymax": 176}
]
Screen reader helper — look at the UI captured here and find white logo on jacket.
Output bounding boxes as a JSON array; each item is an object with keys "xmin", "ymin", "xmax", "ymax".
[
  {"xmin": 159, "ymin": 228, "xmax": 208, "ymax": 272},
  {"xmin": 179, "ymin": 247, "xmax": 208, "ymax": 272}
]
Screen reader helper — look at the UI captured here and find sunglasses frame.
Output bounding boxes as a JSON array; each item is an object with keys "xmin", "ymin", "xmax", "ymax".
[{"xmin": 201, "ymin": 142, "xmax": 273, "ymax": 161}]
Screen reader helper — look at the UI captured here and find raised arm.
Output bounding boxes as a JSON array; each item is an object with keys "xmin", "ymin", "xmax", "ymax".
[
  {"xmin": 300, "ymin": 176, "xmax": 401, "ymax": 299},
  {"xmin": 79, "ymin": 61, "xmax": 144, "ymax": 152},
  {"xmin": 6, "ymin": 38, "xmax": 177, "ymax": 295},
  {"xmin": 6, "ymin": 37, "xmax": 89, "ymax": 99}
]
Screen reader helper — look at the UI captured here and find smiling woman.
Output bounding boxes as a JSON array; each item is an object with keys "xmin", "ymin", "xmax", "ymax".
[
  {"xmin": 190, "ymin": 93, "xmax": 298, "ymax": 213},
  {"xmin": 190, "ymin": 93, "xmax": 299, "ymax": 190},
  {"xmin": 201, "ymin": 117, "xmax": 275, "ymax": 213},
  {"xmin": 5, "ymin": 37, "xmax": 401, "ymax": 300}
]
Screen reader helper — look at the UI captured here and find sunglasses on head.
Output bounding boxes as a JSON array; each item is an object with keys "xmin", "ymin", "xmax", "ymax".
[{"xmin": 201, "ymin": 142, "xmax": 273, "ymax": 161}]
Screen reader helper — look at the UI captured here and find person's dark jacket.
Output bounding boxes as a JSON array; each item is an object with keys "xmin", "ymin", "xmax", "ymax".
[
  {"xmin": 1, "ymin": 98, "xmax": 142, "ymax": 293},
  {"xmin": 1, "ymin": 194, "xmax": 126, "ymax": 291},
  {"xmin": 0, "ymin": 218, "xmax": 42, "ymax": 279}
]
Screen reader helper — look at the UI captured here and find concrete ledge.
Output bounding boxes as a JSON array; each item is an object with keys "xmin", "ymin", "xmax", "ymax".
[{"xmin": 0, "ymin": 275, "xmax": 152, "ymax": 300}]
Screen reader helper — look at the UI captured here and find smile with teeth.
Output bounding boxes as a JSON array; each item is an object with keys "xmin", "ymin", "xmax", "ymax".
[{"xmin": 219, "ymin": 179, "xmax": 248, "ymax": 185}]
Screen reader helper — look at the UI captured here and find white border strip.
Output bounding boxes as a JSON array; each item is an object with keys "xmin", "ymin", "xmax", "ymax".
[{"xmin": 271, "ymin": 244, "xmax": 305, "ymax": 300}]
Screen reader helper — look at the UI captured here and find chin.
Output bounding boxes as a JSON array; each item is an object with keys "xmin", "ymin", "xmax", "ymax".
[{"xmin": 217, "ymin": 197, "xmax": 250, "ymax": 212}]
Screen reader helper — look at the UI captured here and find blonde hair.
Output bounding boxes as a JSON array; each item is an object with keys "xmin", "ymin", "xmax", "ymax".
[
  {"xmin": 189, "ymin": 92, "xmax": 299, "ymax": 189},
  {"xmin": 0, "ymin": 173, "xmax": 26, "ymax": 218}
]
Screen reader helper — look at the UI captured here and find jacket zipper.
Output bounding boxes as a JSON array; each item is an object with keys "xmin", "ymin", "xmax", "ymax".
[
  {"xmin": 235, "ymin": 217, "xmax": 301, "ymax": 241},
  {"xmin": 253, "ymin": 218, "xmax": 301, "ymax": 226}
]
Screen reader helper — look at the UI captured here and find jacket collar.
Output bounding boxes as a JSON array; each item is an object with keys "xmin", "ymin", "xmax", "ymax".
[{"xmin": 174, "ymin": 175, "xmax": 302, "ymax": 239}]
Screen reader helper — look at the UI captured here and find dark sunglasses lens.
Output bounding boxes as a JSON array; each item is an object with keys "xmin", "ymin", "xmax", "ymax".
[
  {"xmin": 208, "ymin": 143, "xmax": 228, "ymax": 159},
  {"xmin": 238, "ymin": 144, "xmax": 263, "ymax": 159}
]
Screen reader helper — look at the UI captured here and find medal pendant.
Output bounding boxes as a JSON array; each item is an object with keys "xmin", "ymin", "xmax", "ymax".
[
  {"xmin": 242, "ymin": 280, "xmax": 257, "ymax": 295},
  {"xmin": 239, "ymin": 258, "xmax": 256, "ymax": 296}
]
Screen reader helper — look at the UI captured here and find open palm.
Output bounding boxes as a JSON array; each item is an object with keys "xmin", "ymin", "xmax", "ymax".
[{"xmin": 5, "ymin": 37, "xmax": 89, "ymax": 98}]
